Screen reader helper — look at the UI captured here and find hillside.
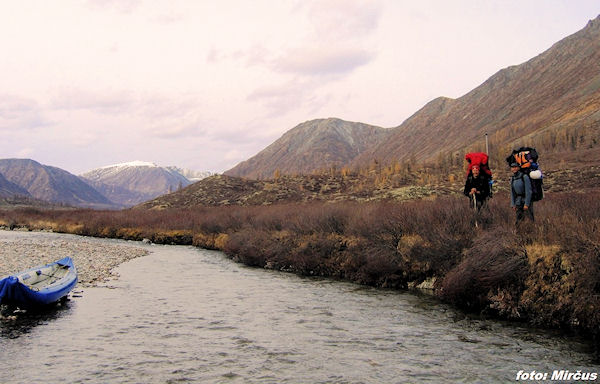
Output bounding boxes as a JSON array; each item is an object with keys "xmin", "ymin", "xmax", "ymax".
[
  {"xmin": 0, "ymin": 172, "xmax": 29, "ymax": 198},
  {"xmin": 136, "ymin": 16, "xmax": 600, "ymax": 210},
  {"xmin": 135, "ymin": 173, "xmax": 441, "ymax": 209},
  {"xmin": 224, "ymin": 16, "xmax": 600, "ymax": 180},
  {"xmin": 80, "ymin": 161, "xmax": 194, "ymax": 207},
  {"xmin": 225, "ymin": 118, "xmax": 389, "ymax": 179},
  {"xmin": 0, "ymin": 159, "xmax": 115, "ymax": 208},
  {"xmin": 137, "ymin": 161, "xmax": 599, "ymax": 210},
  {"xmin": 354, "ymin": 16, "xmax": 600, "ymax": 170}
]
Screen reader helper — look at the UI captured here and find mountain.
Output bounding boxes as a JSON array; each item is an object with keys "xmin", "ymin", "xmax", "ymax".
[
  {"xmin": 0, "ymin": 172, "xmax": 30, "ymax": 198},
  {"xmin": 225, "ymin": 118, "xmax": 390, "ymax": 179},
  {"xmin": 0, "ymin": 159, "xmax": 115, "ymax": 208},
  {"xmin": 224, "ymin": 16, "xmax": 600, "ymax": 179},
  {"xmin": 165, "ymin": 166, "xmax": 214, "ymax": 182},
  {"xmin": 353, "ymin": 15, "xmax": 600, "ymax": 169},
  {"xmin": 80, "ymin": 161, "xmax": 199, "ymax": 207},
  {"xmin": 136, "ymin": 16, "xmax": 600, "ymax": 209}
]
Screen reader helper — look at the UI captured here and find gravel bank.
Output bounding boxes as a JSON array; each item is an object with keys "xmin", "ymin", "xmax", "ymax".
[{"xmin": 0, "ymin": 230, "xmax": 149, "ymax": 287}]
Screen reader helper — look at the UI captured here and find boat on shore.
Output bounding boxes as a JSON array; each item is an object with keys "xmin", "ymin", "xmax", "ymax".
[{"xmin": 0, "ymin": 257, "xmax": 78, "ymax": 308}]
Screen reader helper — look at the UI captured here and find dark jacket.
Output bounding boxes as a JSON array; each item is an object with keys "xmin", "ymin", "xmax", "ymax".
[
  {"xmin": 463, "ymin": 174, "xmax": 490, "ymax": 201},
  {"xmin": 510, "ymin": 171, "xmax": 532, "ymax": 207}
]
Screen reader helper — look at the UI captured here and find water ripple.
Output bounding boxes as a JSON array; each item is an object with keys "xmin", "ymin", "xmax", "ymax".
[{"xmin": 1, "ymin": 233, "xmax": 598, "ymax": 383}]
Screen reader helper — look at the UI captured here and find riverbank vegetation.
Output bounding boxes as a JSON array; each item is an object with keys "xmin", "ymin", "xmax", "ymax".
[{"xmin": 1, "ymin": 190, "xmax": 599, "ymax": 347}]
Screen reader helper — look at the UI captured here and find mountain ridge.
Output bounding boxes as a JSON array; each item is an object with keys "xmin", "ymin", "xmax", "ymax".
[
  {"xmin": 353, "ymin": 15, "xmax": 600, "ymax": 169},
  {"xmin": 0, "ymin": 159, "xmax": 116, "ymax": 208},
  {"xmin": 0, "ymin": 172, "xmax": 30, "ymax": 198},
  {"xmin": 225, "ymin": 118, "xmax": 390, "ymax": 179},
  {"xmin": 138, "ymin": 15, "xmax": 600, "ymax": 209},
  {"xmin": 0, "ymin": 158, "xmax": 214, "ymax": 208},
  {"xmin": 80, "ymin": 162, "xmax": 198, "ymax": 207},
  {"xmin": 225, "ymin": 15, "xmax": 600, "ymax": 180}
]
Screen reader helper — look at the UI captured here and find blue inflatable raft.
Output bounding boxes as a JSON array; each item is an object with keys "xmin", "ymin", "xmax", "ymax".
[{"xmin": 0, "ymin": 257, "xmax": 78, "ymax": 307}]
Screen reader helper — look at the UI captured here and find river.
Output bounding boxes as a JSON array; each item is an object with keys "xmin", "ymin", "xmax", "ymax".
[{"xmin": 0, "ymin": 232, "xmax": 597, "ymax": 383}]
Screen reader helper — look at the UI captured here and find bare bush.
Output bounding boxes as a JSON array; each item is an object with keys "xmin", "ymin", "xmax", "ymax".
[{"xmin": 2, "ymin": 189, "xmax": 600, "ymax": 340}]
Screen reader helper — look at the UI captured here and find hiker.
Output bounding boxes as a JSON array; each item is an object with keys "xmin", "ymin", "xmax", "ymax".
[
  {"xmin": 463, "ymin": 164, "xmax": 490, "ymax": 211},
  {"xmin": 510, "ymin": 162, "xmax": 534, "ymax": 224}
]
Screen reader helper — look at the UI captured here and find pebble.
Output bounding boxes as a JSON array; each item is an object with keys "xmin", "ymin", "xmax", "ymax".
[{"xmin": 0, "ymin": 230, "xmax": 149, "ymax": 287}]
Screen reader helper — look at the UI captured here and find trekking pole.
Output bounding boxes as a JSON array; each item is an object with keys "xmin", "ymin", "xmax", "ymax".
[
  {"xmin": 472, "ymin": 193, "xmax": 478, "ymax": 228},
  {"xmin": 485, "ymin": 132, "xmax": 494, "ymax": 198}
]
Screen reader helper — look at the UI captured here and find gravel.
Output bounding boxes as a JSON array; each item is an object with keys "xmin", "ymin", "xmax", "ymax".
[{"xmin": 0, "ymin": 230, "xmax": 149, "ymax": 287}]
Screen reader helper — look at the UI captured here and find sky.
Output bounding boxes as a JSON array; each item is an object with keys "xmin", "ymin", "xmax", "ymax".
[{"xmin": 1, "ymin": 0, "xmax": 599, "ymax": 175}]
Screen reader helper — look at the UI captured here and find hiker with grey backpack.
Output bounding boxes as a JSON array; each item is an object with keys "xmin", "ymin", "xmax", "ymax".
[{"xmin": 506, "ymin": 147, "xmax": 544, "ymax": 225}]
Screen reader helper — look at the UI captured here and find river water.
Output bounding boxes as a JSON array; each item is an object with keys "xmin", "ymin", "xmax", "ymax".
[{"xmin": 0, "ymin": 233, "xmax": 598, "ymax": 383}]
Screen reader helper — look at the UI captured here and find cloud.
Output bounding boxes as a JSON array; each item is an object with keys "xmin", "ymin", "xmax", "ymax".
[
  {"xmin": 146, "ymin": 118, "xmax": 207, "ymax": 140},
  {"xmin": 0, "ymin": 95, "xmax": 51, "ymax": 131},
  {"xmin": 17, "ymin": 147, "xmax": 35, "ymax": 158},
  {"xmin": 136, "ymin": 95, "xmax": 215, "ymax": 140},
  {"xmin": 153, "ymin": 12, "xmax": 186, "ymax": 25},
  {"xmin": 85, "ymin": 0, "xmax": 142, "ymax": 14},
  {"xmin": 206, "ymin": 47, "xmax": 221, "ymax": 63},
  {"xmin": 51, "ymin": 88, "xmax": 136, "ymax": 114},
  {"xmin": 305, "ymin": 0, "xmax": 383, "ymax": 40},
  {"xmin": 274, "ymin": 46, "xmax": 375, "ymax": 76},
  {"xmin": 247, "ymin": 79, "xmax": 311, "ymax": 117},
  {"xmin": 230, "ymin": 0, "xmax": 380, "ymax": 118},
  {"xmin": 278, "ymin": 0, "xmax": 381, "ymax": 77},
  {"xmin": 206, "ymin": 122, "xmax": 275, "ymax": 146}
]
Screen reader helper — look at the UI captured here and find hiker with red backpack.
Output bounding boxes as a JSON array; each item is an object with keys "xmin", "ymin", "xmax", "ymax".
[
  {"xmin": 463, "ymin": 164, "xmax": 491, "ymax": 211},
  {"xmin": 464, "ymin": 152, "xmax": 493, "ymax": 212}
]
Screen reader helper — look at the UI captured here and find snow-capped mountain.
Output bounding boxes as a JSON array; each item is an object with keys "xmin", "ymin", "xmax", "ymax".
[
  {"xmin": 80, "ymin": 161, "xmax": 210, "ymax": 207},
  {"xmin": 165, "ymin": 166, "xmax": 214, "ymax": 182}
]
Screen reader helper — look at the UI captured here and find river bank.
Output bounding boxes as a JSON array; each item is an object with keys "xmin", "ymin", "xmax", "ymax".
[
  {"xmin": 3, "ymin": 231, "xmax": 596, "ymax": 383},
  {"xmin": 0, "ymin": 230, "xmax": 148, "ymax": 286}
]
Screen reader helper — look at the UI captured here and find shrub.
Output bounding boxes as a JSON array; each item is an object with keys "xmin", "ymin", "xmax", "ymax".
[
  {"xmin": 2, "ymin": 189, "xmax": 600, "ymax": 340},
  {"xmin": 439, "ymin": 227, "xmax": 527, "ymax": 317}
]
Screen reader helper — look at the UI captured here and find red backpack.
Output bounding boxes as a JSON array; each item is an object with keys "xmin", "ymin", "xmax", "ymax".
[{"xmin": 465, "ymin": 152, "xmax": 493, "ymax": 179}]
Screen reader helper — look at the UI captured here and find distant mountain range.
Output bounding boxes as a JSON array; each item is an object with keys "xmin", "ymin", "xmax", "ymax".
[
  {"xmin": 0, "ymin": 159, "xmax": 212, "ymax": 208},
  {"xmin": 165, "ymin": 166, "xmax": 213, "ymax": 182},
  {"xmin": 3, "ymin": 16, "xmax": 600, "ymax": 210},
  {"xmin": 80, "ymin": 161, "xmax": 211, "ymax": 207},
  {"xmin": 0, "ymin": 159, "xmax": 114, "ymax": 208}
]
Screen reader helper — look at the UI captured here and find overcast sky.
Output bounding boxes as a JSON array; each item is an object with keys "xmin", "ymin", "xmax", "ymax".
[{"xmin": 1, "ymin": 1, "xmax": 598, "ymax": 174}]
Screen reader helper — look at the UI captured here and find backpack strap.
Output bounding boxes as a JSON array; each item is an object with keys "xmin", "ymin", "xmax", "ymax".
[{"xmin": 512, "ymin": 173, "xmax": 526, "ymax": 197}]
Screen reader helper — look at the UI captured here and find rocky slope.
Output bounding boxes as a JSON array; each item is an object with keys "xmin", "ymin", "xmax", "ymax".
[
  {"xmin": 0, "ymin": 173, "xmax": 29, "ymax": 198},
  {"xmin": 136, "ymin": 162, "xmax": 600, "ymax": 209},
  {"xmin": 0, "ymin": 159, "xmax": 115, "ymax": 208},
  {"xmin": 225, "ymin": 118, "xmax": 389, "ymax": 179},
  {"xmin": 354, "ymin": 16, "xmax": 600, "ymax": 169}
]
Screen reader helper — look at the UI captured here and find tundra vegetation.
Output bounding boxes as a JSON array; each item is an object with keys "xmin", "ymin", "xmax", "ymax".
[{"xmin": 1, "ymin": 189, "xmax": 598, "ymax": 351}]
